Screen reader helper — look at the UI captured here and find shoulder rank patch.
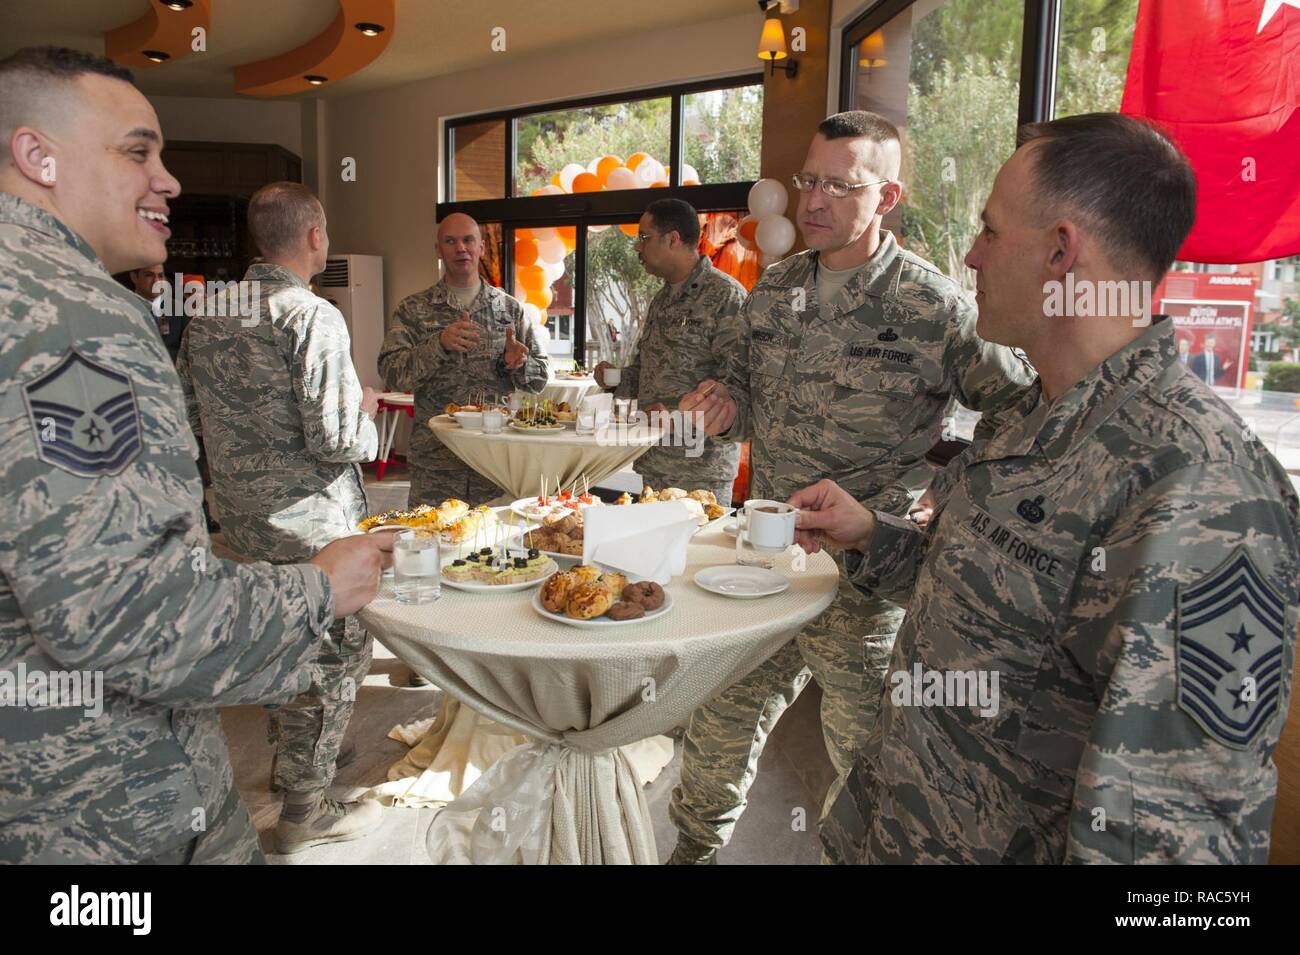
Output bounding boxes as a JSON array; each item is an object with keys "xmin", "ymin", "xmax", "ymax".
[
  {"xmin": 21, "ymin": 349, "xmax": 143, "ymax": 477},
  {"xmin": 1175, "ymin": 547, "xmax": 1287, "ymax": 750}
]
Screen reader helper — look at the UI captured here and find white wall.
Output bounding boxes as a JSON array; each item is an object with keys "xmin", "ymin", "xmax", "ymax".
[
  {"xmin": 149, "ymin": 94, "xmax": 304, "ymax": 157},
  {"xmin": 321, "ymin": 13, "xmax": 757, "ymax": 321}
]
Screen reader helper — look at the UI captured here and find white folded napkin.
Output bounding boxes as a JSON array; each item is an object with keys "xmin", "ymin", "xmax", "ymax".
[
  {"xmin": 583, "ymin": 500, "xmax": 696, "ymax": 584},
  {"xmin": 579, "ymin": 392, "xmax": 613, "ymax": 415}
]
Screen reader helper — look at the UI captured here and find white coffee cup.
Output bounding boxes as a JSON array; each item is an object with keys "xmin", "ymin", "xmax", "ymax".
[
  {"xmin": 739, "ymin": 499, "xmax": 797, "ymax": 551},
  {"xmin": 603, "ymin": 366, "xmax": 622, "ymax": 388}
]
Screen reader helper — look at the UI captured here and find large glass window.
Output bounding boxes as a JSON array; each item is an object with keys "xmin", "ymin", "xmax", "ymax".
[
  {"xmin": 683, "ymin": 85, "xmax": 763, "ymax": 186},
  {"xmin": 1053, "ymin": 0, "xmax": 1139, "ymax": 117},
  {"xmin": 516, "ymin": 99, "xmax": 672, "ymax": 196},
  {"xmin": 846, "ymin": 0, "xmax": 1026, "ymax": 288}
]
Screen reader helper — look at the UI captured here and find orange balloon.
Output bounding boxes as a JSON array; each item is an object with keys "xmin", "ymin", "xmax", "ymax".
[
  {"xmin": 683, "ymin": 179, "xmax": 701, "ymax": 186},
  {"xmin": 526, "ymin": 284, "xmax": 553, "ymax": 309},
  {"xmin": 738, "ymin": 217, "xmax": 759, "ymax": 245},
  {"xmin": 518, "ymin": 264, "xmax": 546, "ymax": 294},
  {"xmin": 516, "ymin": 227, "xmax": 534, "ymax": 242},
  {"xmin": 618, "ymin": 223, "xmax": 639, "ymax": 238},
  {"xmin": 571, "ymin": 172, "xmax": 600, "ymax": 193},
  {"xmin": 595, "ymin": 155, "xmax": 624, "ymax": 185},
  {"xmin": 626, "ymin": 152, "xmax": 650, "ymax": 171},
  {"xmin": 515, "ymin": 238, "xmax": 539, "ymax": 268},
  {"xmin": 651, "ymin": 181, "xmax": 668, "ymax": 188},
  {"xmin": 556, "ymin": 225, "xmax": 577, "ymax": 251},
  {"xmin": 549, "ymin": 173, "xmax": 562, "ymax": 187}
]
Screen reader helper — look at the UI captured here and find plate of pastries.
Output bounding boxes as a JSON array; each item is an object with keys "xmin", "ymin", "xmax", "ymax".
[
  {"xmin": 358, "ymin": 499, "xmax": 498, "ymax": 544},
  {"xmin": 630, "ymin": 486, "xmax": 729, "ymax": 525},
  {"xmin": 533, "ymin": 564, "xmax": 671, "ymax": 627},
  {"xmin": 442, "ymin": 546, "xmax": 558, "ymax": 592}
]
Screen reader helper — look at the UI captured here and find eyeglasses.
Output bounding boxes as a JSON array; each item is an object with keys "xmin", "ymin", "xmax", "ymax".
[
  {"xmin": 791, "ymin": 173, "xmax": 891, "ymax": 198},
  {"xmin": 634, "ymin": 232, "xmax": 659, "ymax": 245}
]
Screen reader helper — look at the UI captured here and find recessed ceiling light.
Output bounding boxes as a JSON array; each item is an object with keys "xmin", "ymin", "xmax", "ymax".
[
  {"xmin": 354, "ymin": 22, "xmax": 385, "ymax": 36},
  {"xmin": 162, "ymin": 1, "xmax": 193, "ymax": 10},
  {"xmin": 143, "ymin": 50, "xmax": 171, "ymax": 63},
  {"xmin": 304, "ymin": 74, "xmax": 328, "ymax": 85}
]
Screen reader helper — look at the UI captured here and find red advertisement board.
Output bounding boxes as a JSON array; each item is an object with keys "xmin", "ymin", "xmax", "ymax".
[{"xmin": 1155, "ymin": 273, "xmax": 1258, "ymax": 391}]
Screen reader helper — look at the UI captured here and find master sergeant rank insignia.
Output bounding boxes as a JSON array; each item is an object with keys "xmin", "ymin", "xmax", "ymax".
[{"xmin": 21, "ymin": 349, "xmax": 143, "ymax": 478}]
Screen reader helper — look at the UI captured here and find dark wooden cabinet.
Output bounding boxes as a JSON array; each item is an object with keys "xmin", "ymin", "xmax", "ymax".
[{"xmin": 163, "ymin": 140, "xmax": 302, "ymax": 198}]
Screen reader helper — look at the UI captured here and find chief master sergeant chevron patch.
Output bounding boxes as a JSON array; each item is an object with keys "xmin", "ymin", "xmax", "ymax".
[{"xmin": 1176, "ymin": 546, "xmax": 1287, "ymax": 750}]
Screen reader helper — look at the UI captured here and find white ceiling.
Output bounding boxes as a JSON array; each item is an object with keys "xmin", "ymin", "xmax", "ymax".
[{"xmin": 2, "ymin": 0, "xmax": 758, "ymax": 99}]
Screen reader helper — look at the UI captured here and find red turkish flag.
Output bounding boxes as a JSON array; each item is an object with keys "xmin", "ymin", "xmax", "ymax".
[{"xmin": 1120, "ymin": 0, "xmax": 1300, "ymax": 263}]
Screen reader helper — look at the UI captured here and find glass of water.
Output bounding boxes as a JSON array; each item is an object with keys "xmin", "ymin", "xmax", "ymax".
[{"xmin": 393, "ymin": 531, "xmax": 441, "ymax": 604}]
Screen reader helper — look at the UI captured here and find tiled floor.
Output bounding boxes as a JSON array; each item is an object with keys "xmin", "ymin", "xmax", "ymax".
[{"xmin": 216, "ymin": 468, "xmax": 836, "ymax": 865}]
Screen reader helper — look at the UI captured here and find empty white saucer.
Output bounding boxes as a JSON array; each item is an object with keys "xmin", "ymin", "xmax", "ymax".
[{"xmin": 694, "ymin": 565, "xmax": 790, "ymax": 598}]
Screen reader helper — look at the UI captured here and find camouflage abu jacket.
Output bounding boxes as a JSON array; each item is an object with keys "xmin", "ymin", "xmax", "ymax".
[
  {"xmin": 178, "ymin": 262, "xmax": 377, "ymax": 561},
  {"xmin": 722, "ymin": 232, "xmax": 1034, "ymax": 511},
  {"xmin": 829, "ymin": 315, "xmax": 1299, "ymax": 864},
  {"xmin": 0, "ymin": 194, "xmax": 332, "ymax": 863}
]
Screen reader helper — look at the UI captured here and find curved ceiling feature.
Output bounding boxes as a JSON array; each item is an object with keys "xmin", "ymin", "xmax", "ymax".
[
  {"xmin": 105, "ymin": 0, "xmax": 212, "ymax": 69},
  {"xmin": 233, "ymin": 0, "xmax": 394, "ymax": 98}
]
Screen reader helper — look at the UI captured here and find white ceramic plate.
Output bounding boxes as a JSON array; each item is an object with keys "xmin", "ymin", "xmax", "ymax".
[
  {"xmin": 531, "ymin": 588, "xmax": 673, "ymax": 628},
  {"xmin": 692, "ymin": 507, "xmax": 736, "ymax": 536},
  {"xmin": 440, "ymin": 556, "xmax": 558, "ymax": 593},
  {"xmin": 722, "ymin": 519, "xmax": 739, "ymax": 538},
  {"xmin": 509, "ymin": 421, "xmax": 566, "ymax": 434},
  {"xmin": 509, "ymin": 497, "xmax": 599, "ymax": 521},
  {"xmin": 693, "ymin": 565, "xmax": 789, "ymax": 599}
]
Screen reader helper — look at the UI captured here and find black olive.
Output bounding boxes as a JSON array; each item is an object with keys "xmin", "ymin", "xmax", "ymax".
[
  {"xmin": 479, "ymin": 547, "xmax": 492, "ymax": 555},
  {"xmin": 452, "ymin": 559, "xmax": 466, "ymax": 567},
  {"xmin": 527, "ymin": 548, "xmax": 539, "ymax": 559},
  {"xmin": 514, "ymin": 557, "xmax": 527, "ymax": 568}
]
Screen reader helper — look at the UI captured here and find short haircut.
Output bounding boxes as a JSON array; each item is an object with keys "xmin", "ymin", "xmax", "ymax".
[
  {"xmin": 1016, "ymin": 113, "xmax": 1196, "ymax": 280},
  {"xmin": 0, "ymin": 46, "xmax": 135, "ymax": 144},
  {"xmin": 816, "ymin": 110, "xmax": 902, "ymax": 178},
  {"xmin": 248, "ymin": 182, "xmax": 324, "ymax": 257},
  {"xmin": 645, "ymin": 198, "xmax": 700, "ymax": 247}
]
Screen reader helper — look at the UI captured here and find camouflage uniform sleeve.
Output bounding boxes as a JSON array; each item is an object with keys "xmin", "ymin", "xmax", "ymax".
[
  {"xmin": 503, "ymin": 300, "xmax": 548, "ymax": 394},
  {"xmin": 844, "ymin": 508, "xmax": 935, "ymax": 604},
  {"xmin": 377, "ymin": 295, "xmax": 450, "ymax": 393},
  {"xmin": 614, "ymin": 346, "xmax": 641, "ymax": 400},
  {"xmin": 174, "ymin": 321, "xmax": 202, "ymax": 442},
  {"xmin": 289, "ymin": 303, "xmax": 378, "ymax": 464},
  {"xmin": 718, "ymin": 292, "xmax": 757, "ymax": 442},
  {"xmin": 944, "ymin": 294, "xmax": 1035, "ymax": 419},
  {"xmin": 1064, "ymin": 463, "xmax": 1299, "ymax": 864}
]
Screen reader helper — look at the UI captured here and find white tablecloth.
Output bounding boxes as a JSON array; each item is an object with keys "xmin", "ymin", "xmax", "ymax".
[
  {"xmin": 357, "ymin": 525, "xmax": 840, "ymax": 864},
  {"xmin": 540, "ymin": 377, "xmax": 603, "ymax": 408},
  {"xmin": 430, "ymin": 415, "xmax": 662, "ymax": 499}
]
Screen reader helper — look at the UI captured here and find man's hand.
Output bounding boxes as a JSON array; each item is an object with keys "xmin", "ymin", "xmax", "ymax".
[
  {"xmin": 503, "ymin": 325, "xmax": 528, "ymax": 370},
  {"xmin": 360, "ymin": 386, "xmax": 380, "ymax": 419},
  {"xmin": 908, "ymin": 486, "xmax": 937, "ymax": 528},
  {"xmin": 439, "ymin": 313, "xmax": 480, "ymax": 354},
  {"xmin": 679, "ymin": 379, "xmax": 737, "ymax": 437},
  {"xmin": 642, "ymin": 401, "xmax": 671, "ymax": 434},
  {"xmin": 309, "ymin": 531, "xmax": 398, "ymax": 618},
  {"xmin": 594, "ymin": 361, "xmax": 613, "ymax": 389},
  {"xmin": 787, "ymin": 479, "xmax": 875, "ymax": 554}
]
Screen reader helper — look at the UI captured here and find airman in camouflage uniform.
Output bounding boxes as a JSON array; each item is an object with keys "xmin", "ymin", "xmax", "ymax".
[
  {"xmin": 597, "ymin": 200, "xmax": 747, "ymax": 505},
  {"xmin": 379, "ymin": 213, "xmax": 548, "ymax": 507},
  {"xmin": 671, "ymin": 112, "xmax": 1033, "ymax": 863},
  {"xmin": 0, "ymin": 48, "xmax": 386, "ymax": 864},
  {"xmin": 178, "ymin": 183, "xmax": 383, "ymax": 853},
  {"xmin": 808, "ymin": 112, "xmax": 1296, "ymax": 864}
]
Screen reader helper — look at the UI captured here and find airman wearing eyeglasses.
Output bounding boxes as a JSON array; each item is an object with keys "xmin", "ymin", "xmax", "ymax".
[{"xmin": 669, "ymin": 110, "xmax": 1034, "ymax": 865}]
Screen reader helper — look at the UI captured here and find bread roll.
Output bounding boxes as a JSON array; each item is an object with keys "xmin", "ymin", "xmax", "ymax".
[
  {"xmin": 541, "ymin": 572, "xmax": 576, "ymax": 613},
  {"xmin": 566, "ymin": 582, "xmax": 614, "ymax": 619}
]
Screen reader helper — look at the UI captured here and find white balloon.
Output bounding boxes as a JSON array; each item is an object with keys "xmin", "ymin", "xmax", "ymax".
[
  {"xmin": 542, "ymin": 258, "xmax": 566, "ymax": 284},
  {"xmin": 522, "ymin": 302, "xmax": 542, "ymax": 325},
  {"xmin": 589, "ymin": 223, "xmax": 610, "ymax": 233},
  {"xmin": 755, "ymin": 215, "xmax": 796, "ymax": 257},
  {"xmin": 587, "ymin": 157, "xmax": 601, "ymax": 175},
  {"xmin": 513, "ymin": 283, "xmax": 526, "ymax": 301},
  {"xmin": 531, "ymin": 227, "xmax": 557, "ymax": 243},
  {"xmin": 536, "ymin": 184, "xmax": 563, "ymax": 196},
  {"xmin": 634, "ymin": 158, "xmax": 665, "ymax": 187},
  {"xmin": 681, "ymin": 163, "xmax": 700, "ymax": 183},
  {"xmin": 748, "ymin": 178, "xmax": 788, "ymax": 218},
  {"xmin": 604, "ymin": 166, "xmax": 637, "ymax": 190},
  {"xmin": 559, "ymin": 163, "xmax": 586, "ymax": 192},
  {"xmin": 537, "ymin": 235, "xmax": 566, "ymax": 264},
  {"xmin": 736, "ymin": 215, "xmax": 759, "ymax": 251}
]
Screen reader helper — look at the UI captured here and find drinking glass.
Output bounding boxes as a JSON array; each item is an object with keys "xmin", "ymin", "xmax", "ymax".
[{"xmin": 393, "ymin": 531, "xmax": 441, "ymax": 604}]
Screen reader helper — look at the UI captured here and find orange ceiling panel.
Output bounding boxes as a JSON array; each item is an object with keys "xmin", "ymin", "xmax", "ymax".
[
  {"xmin": 105, "ymin": 0, "xmax": 213, "ymax": 70},
  {"xmin": 233, "ymin": 0, "xmax": 394, "ymax": 98}
]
